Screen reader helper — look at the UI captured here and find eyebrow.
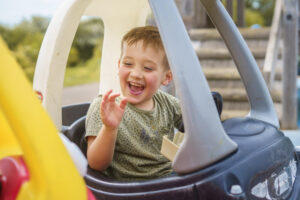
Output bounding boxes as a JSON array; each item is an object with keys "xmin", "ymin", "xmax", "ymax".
[
  {"xmin": 122, "ymin": 56, "xmax": 157, "ymax": 65},
  {"xmin": 122, "ymin": 56, "xmax": 134, "ymax": 60},
  {"xmin": 143, "ymin": 59, "xmax": 157, "ymax": 65}
]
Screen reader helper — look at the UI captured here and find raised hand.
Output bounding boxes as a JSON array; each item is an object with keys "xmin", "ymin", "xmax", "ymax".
[{"xmin": 100, "ymin": 90, "xmax": 128, "ymax": 130}]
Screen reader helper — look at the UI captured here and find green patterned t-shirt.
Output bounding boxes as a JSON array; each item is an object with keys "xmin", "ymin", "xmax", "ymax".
[{"xmin": 85, "ymin": 90, "xmax": 182, "ymax": 181}]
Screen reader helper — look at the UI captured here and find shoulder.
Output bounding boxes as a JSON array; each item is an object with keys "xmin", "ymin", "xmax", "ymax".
[
  {"xmin": 92, "ymin": 94, "xmax": 103, "ymax": 104},
  {"xmin": 86, "ymin": 94, "xmax": 106, "ymax": 124},
  {"xmin": 85, "ymin": 95, "xmax": 103, "ymax": 137},
  {"xmin": 154, "ymin": 90, "xmax": 179, "ymax": 105},
  {"xmin": 87, "ymin": 95, "xmax": 102, "ymax": 114}
]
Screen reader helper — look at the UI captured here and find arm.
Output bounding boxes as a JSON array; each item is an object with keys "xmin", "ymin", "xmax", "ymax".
[{"xmin": 87, "ymin": 90, "xmax": 127, "ymax": 171}]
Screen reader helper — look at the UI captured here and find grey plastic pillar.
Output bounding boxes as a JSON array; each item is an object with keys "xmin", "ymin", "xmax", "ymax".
[{"xmin": 149, "ymin": 0, "xmax": 238, "ymax": 174}]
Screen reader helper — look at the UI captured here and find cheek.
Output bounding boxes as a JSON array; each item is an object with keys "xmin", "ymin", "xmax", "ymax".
[
  {"xmin": 145, "ymin": 74, "xmax": 160, "ymax": 87},
  {"xmin": 118, "ymin": 68, "xmax": 128, "ymax": 79}
]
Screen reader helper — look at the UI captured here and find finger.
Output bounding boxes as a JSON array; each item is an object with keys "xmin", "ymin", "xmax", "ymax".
[
  {"xmin": 100, "ymin": 90, "xmax": 112, "ymax": 113},
  {"xmin": 108, "ymin": 93, "xmax": 120, "ymax": 102},
  {"xmin": 100, "ymin": 98, "xmax": 107, "ymax": 113},
  {"xmin": 119, "ymin": 98, "xmax": 128, "ymax": 110},
  {"xmin": 103, "ymin": 90, "xmax": 113, "ymax": 103}
]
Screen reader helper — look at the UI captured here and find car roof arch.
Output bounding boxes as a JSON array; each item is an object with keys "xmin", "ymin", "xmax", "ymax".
[{"xmin": 33, "ymin": 0, "xmax": 279, "ymax": 174}]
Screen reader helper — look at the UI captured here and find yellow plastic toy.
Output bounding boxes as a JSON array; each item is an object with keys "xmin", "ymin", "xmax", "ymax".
[{"xmin": 0, "ymin": 36, "xmax": 94, "ymax": 200}]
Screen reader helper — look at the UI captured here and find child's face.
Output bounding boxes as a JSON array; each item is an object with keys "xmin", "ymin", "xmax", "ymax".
[{"xmin": 118, "ymin": 41, "xmax": 172, "ymax": 110}]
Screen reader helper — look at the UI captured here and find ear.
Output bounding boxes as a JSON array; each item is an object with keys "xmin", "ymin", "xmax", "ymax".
[
  {"xmin": 162, "ymin": 70, "xmax": 173, "ymax": 86},
  {"xmin": 117, "ymin": 59, "xmax": 121, "ymax": 75}
]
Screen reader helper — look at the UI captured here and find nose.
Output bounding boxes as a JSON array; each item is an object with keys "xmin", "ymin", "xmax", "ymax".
[{"xmin": 130, "ymin": 68, "xmax": 143, "ymax": 79}]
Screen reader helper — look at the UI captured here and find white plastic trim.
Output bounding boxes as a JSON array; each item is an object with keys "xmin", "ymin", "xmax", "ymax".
[
  {"xmin": 33, "ymin": 0, "xmax": 92, "ymax": 130},
  {"xmin": 33, "ymin": 0, "xmax": 150, "ymax": 129},
  {"xmin": 59, "ymin": 133, "xmax": 87, "ymax": 177}
]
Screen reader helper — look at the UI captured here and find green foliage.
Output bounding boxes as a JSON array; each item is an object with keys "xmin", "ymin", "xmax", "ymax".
[
  {"xmin": 1, "ymin": 16, "xmax": 104, "ymax": 85},
  {"xmin": 221, "ymin": 0, "xmax": 275, "ymax": 27},
  {"xmin": 245, "ymin": 9, "xmax": 265, "ymax": 27},
  {"xmin": 245, "ymin": 0, "xmax": 275, "ymax": 26},
  {"xmin": 0, "ymin": 17, "xmax": 49, "ymax": 81},
  {"xmin": 13, "ymin": 32, "xmax": 44, "ymax": 80},
  {"xmin": 64, "ymin": 39, "xmax": 102, "ymax": 86},
  {"xmin": 67, "ymin": 47, "xmax": 80, "ymax": 67},
  {"xmin": 73, "ymin": 18, "xmax": 104, "ymax": 61},
  {"xmin": 0, "ymin": 16, "xmax": 49, "ymax": 50}
]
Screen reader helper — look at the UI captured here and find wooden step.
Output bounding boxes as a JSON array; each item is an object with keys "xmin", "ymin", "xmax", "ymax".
[
  {"xmin": 203, "ymin": 67, "xmax": 240, "ymax": 80},
  {"xmin": 208, "ymin": 79, "xmax": 283, "ymax": 92},
  {"xmin": 189, "ymin": 27, "xmax": 270, "ymax": 41},
  {"xmin": 189, "ymin": 27, "xmax": 284, "ymax": 124},
  {"xmin": 193, "ymin": 39, "xmax": 269, "ymax": 49},
  {"xmin": 220, "ymin": 101, "xmax": 282, "ymax": 112},
  {"xmin": 212, "ymin": 88, "xmax": 282, "ymax": 103},
  {"xmin": 199, "ymin": 59, "xmax": 265, "ymax": 68},
  {"xmin": 208, "ymin": 79, "xmax": 244, "ymax": 88},
  {"xmin": 221, "ymin": 110, "xmax": 249, "ymax": 121},
  {"xmin": 195, "ymin": 48, "xmax": 266, "ymax": 60},
  {"xmin": 202, "ymin": 67, "xmax": 283, "ymax": 81},
  {"xmin": 221, "ymin": 105, "xmax": 282, "ymax": 122}
]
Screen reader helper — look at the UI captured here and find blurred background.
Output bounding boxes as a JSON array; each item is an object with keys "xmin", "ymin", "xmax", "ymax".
[
  {"xmin": 3, "ymin": 0, "xmax": 300, "ymax": 129},
  {"xmin": 0, "ymin": 0, "xmax": 275, "ymax": 87},
  {"xmin": 0, "ymin": 0, "xmax": 103, "ymax": 86}
]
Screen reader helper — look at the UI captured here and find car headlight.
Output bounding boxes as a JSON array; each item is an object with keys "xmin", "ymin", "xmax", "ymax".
[{"xmin": 250, "ymin": 158, "xmax": 297, "ymax": 199}]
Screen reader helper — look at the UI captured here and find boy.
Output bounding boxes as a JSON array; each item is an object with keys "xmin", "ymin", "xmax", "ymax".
[{"xmin": 85, "ymin": 26, "xmax": 182, "ymax": 181}]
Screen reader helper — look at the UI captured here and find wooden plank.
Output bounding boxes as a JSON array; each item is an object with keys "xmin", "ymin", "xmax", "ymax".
[
  {"xmin": 161, "ymin": 135, "xmax": 179, "ymax": 161},
  {"xmin": 192, "ymin": 0, "xmax": 208, "ymax": 28},
  {"xmin": 226, "ymin": 0, "xmax": 233, "ymax": 17},
  {"xmin": 175, "ymin": 0, "xmax": 194, "ymax": 29},
  {"xmin": 263, "ymin": 0, "xmax": 283, "ymax": 88},
  {"xmin": 282, "ymin": 0, "xmax": 298, "ymax": 129},
  {"xmin": 161, "ymin": 133, "xmax": 184, "ymax": 161},
  {"xmin": 237, "ymin": 0, "xmax": 245, "ymax": 27}
]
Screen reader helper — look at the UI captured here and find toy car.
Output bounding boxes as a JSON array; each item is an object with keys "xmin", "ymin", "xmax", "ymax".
[{"xmin": 2, "ymin": 0, "xmax": 300, "ymax": 199}]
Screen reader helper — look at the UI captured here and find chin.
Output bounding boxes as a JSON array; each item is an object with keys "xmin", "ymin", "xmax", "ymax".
[{"xmin": 126, "ymin": 96, "xmax": 142, "ymax": 105}]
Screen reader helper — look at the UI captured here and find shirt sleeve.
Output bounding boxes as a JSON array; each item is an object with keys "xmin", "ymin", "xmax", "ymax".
[
  {"xmin": 85, "ymin": 95, "xmax": 103, "ymax": 138},
  {"xmin": 157, "ymin": 90, "xmax": 183, "ymax": 130},
  {"xmin": 171, "ymin": 95, "xmax": 183, "ymax": 130}
]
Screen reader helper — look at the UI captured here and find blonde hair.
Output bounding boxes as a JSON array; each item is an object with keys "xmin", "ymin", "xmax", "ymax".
[{"xmin": 121, "ymin": 26, "xmax": 169, "ymax": 69}]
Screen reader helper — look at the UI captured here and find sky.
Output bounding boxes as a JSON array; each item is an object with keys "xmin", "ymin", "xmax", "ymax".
[{"xmin": 0, "ymin": 0, "xmax": 62, "ymax": 26}]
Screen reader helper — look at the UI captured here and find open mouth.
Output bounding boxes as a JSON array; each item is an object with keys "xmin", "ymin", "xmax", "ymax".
[{"xmin": 128, "ymin": 82, "xmax": 144, "ymax": 95}]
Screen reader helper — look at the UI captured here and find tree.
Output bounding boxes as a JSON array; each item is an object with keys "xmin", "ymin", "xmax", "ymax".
[
  {"xmin": 245, "ymin": 0, "xmax": 275, "ymax": 26},
  {"xmin": 0, "ymin": 16, "xmax": 104, "ymax": 82},
  {"xmin": 73, "ymin": 18, "xmax": 104, "ymax": 61}
]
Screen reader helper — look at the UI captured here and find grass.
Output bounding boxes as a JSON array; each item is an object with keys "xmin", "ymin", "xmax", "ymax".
[{"xmin": 64, "ymin": 54, "xmax": 101, "ymax": 87}]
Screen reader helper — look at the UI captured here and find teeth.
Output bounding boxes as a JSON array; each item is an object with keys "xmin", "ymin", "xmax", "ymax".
[{"xmin": 129, "ymin": 82, "xmax": 143, "ymax": 87}]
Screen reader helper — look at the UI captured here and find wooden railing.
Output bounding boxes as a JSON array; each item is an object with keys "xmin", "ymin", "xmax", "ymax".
[
  {"xmin": 175, "ymin": 0, "xmax": 245, "ymax": 29},
  {"xmin": 281, "ymin": 0, "xmax": 299, "ymax": 129},
  {"xmin": 224, "ymin": 0, "xmax": 245, "ymax": 27},
  {"xmin": 263, "ymin": 0, "xmax": 299, "ymax": 129},
  {"xmin": 176, "ymin": 0, "xmax": 299, "ymax": 129},
  {"xmin": 263, "ymin": 0, "xmax": 283, "ymax": 88}
]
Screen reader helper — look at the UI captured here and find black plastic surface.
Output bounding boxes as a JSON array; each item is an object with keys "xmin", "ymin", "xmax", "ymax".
[
  {"xmin": 62, "ymin": 103, "xmax": 90, "ymax": 126},
  {"xmin": 211, "ymin": 91, "xmax": 223, "ymax": 117},
  {"xmin": 223, "ymin": 117, "xmax": 266, "ymax": 136},
  {"xmin": 177, "ymin": 91, "xmax": 223, "ymax": 132},
  {"xmin": 64, "ymin": 116, "xmax": 87, "ymax": 155},
  {"xmin": 62, "ymin": 115, "xmax": 300, "ymax": 200}
]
